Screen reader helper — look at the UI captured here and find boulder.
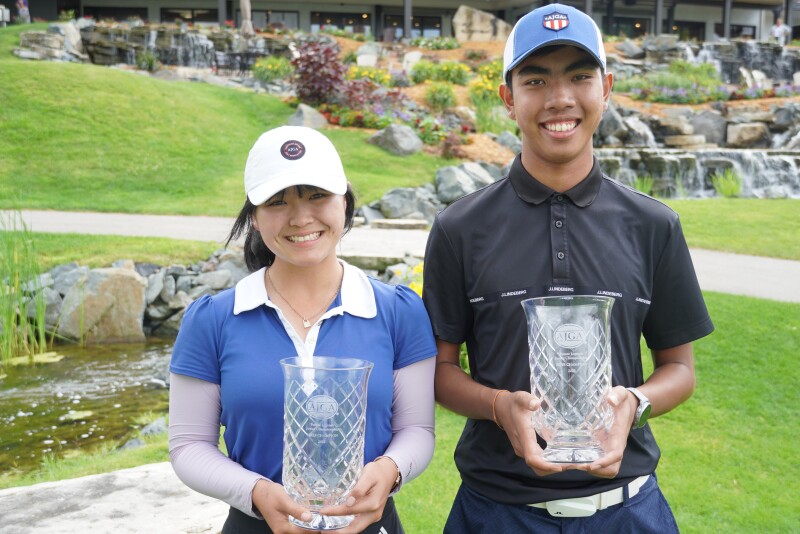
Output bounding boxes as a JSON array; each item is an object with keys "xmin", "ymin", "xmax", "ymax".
[
  {"xmin": 726, "ymin": 123, "xmax": 770, "ymax": 148},
  {"xmin": 368, "ymin": 124, "xmax": 423, "ymax": 156},
  {"xmin": 57, "ymin": 268, "xmax": 148, "ymax": 343},
  {"xmin": 435, "ymin": 166, "xmax": 476, "ymax": 203},
  {"xmin": 287, "ymin": 104, "xmax": 328, "ymax": 129},
  {"xmin": 691, "ymin": 110, "xmax": 727, "ymax": 146},
  {"xmin": 452, "ymin": 5, "xmax": 513, "ymax": 42}
]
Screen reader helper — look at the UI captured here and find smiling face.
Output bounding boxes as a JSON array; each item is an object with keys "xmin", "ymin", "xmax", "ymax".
[
  {"xmin": 500, "ymin": 45, "xmax": 613, "ymax": 188},
  {"xmin": 252, "ymin": 185, "xmax": 346, "ymax": 270}
]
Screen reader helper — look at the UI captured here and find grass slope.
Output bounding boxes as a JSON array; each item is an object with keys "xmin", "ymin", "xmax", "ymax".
[{"xmin": 0, "ymin": 24, "xmax": 451, "ymax": 214}]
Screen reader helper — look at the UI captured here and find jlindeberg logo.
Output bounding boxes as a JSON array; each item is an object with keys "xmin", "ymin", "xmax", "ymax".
[
  {"xmin": 306, "ymin": 395, "xmax": 339, "ymax": 420},
  {"xmin": 553, "ymin": 323, "xmax": 586, "ymax": 348}
]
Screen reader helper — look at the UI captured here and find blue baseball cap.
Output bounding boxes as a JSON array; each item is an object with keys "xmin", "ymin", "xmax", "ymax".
[{"xmin": 503, "ymin": 3, "xmax": 606, "ymax": 83}]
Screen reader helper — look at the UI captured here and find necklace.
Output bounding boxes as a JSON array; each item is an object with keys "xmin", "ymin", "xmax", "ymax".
[{"xmin": 266, "ymin": 267, "xmax": 343, "ymax": 329}]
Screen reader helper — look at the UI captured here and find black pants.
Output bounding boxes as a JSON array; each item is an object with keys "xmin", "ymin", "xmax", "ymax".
[{"xmin": 222, "ymin": 497, "xmax": 405, "ymax": 534}]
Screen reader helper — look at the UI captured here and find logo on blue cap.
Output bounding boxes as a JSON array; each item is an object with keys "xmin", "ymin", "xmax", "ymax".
[{"xmin": 543, "ymin": 12, "xmax": 569, "ymax": 31}]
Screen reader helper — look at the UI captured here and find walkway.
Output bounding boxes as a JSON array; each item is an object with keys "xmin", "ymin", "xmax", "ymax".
[
  {"xmin": 0, "ymin": 208, "xmax": 798, "ymax": 534},
  {"xmin": 5, "ymin": 209, "xmax": 800, "ymax": 303}
]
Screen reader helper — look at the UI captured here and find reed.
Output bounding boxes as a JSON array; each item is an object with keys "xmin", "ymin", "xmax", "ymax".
[{"xmin": 0, "ymin": 213, "xmax": 48, "ymax": 365}]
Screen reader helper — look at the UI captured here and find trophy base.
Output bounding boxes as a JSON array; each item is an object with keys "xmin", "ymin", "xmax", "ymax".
[
  {"xmin": 289, "ymin": 513, "xmax": 354, "ymax": 531},
  {"xmin": 543, "ymin": 434, "xmax": 604, "ymax": 464}
]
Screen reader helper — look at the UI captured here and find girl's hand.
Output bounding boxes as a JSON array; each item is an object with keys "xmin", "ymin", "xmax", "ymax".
[
  {"xmin": 317, "ymin": 457, "xmax": 398, "ymax": 533},
  {"xmin": 251, "ymin": 479, "xmax": 319, "ymax": 534}
]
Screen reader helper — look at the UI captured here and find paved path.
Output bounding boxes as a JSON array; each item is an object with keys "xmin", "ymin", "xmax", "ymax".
[
  {"xmin": 5, "ymin": 209, "xmax": 800, "ymax": 303},
  {"xmin": 1, "ymin": 208, "xmax": 799, "ymax": 534}
]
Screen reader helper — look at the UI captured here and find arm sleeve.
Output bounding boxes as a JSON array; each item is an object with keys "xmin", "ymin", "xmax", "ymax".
[
  {"xmin": 381, "ymin": 357, "xmax": 436, "ymax": 492},
  {"xmin": 642, "ymin": 216, "xmax": 714, "ymax": 350},
  {"xmin": 168, "ymin": 373, "xmax": 265, "ymax": 518}
]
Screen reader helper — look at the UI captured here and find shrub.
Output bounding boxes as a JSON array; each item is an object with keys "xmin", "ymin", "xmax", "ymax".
[
  {"xmin": 615, "ymin": 60, "xmax": 729, "ymax": 104},
  {"xmin": 410, "ymin": 36, "xmax": 459, "ymax": 50},
  {"xmin": 252, "ymin": 55, "xmax": 293, "ymax": 84},
  {"xmin": 464, "ymin": 49, "xmax": 488, "ymax": 62},
  {"xmin": 410, "ymin": 60, "xmax": 471, "ymax": 85},
  {"xmin": 346, "ymin": 65, "xmax": 392, "ymax": 86},
  {"xmin": 291, "ymin": 40, "xmax": 347, "ymax": 106},
  {"xmin": 414, "ymin": 115, "xmax": 449, "ymax": 145},
  {"xmin": 135, "ymin": 51, "xmax": 160, "ymax": 73},
  {"xmin": 425, "ymin": 82, "xmax": 456, "ymax": 112},
  {"xmin": 711, "ymin": 168, "xmax": 742, "ymax": 198}
]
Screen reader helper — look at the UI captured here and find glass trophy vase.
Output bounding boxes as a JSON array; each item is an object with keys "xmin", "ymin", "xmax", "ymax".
[
  {"xmin": 281, "ymin": 357, "xmax": 373, "ymax": 530},
  {"xmin": 521, "ymin": 296, "xmax": 614, "ymax": 463}
]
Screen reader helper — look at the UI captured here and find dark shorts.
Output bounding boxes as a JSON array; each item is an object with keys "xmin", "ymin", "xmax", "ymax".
[
  {"xmin": 222, "ymin": 497, "xmax": 404, "ymax": 534},
  {"xmin": 444, "ymin": 474, "xmax": 679, "ymax": 534}
]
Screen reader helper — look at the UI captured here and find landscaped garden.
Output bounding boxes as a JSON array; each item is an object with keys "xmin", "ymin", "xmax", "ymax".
[{"xmin": 1, "ymin": 20, "xmax": 799, "ymax": 533}]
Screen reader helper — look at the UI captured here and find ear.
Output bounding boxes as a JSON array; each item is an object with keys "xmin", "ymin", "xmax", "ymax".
[
  {"xmin": 499, "ymin": 83, "xmax": 516, "ymax": 120},
  {"xmin": 251, "ymin": 214, "xmax": 259, "ymax": 232},
  {"xmin": 602, "ymin": 72, "xmax": 614, "ymax": 108}
]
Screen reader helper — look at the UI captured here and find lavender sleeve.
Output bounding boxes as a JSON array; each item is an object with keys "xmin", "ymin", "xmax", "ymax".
[
  {"xmin": 382, "ymin": 357, "xmax": 436, "ymax": 491},
  {"xmin": 168, "ymin": 373, "xmax": 264, "ymax": 518}
]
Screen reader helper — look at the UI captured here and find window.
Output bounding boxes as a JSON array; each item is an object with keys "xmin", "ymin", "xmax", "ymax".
[
  {"xmin": 713, "ymin": 23, "xmax": 756, "ymax": 39},
  {"xmin": 384, "ymin": 15, "xmax": 441, "ymax": 39},
  {"xmin": 664, "ymin": 20, "xmax": 705, "ymax": 41},
  {"xmin": 310, "ymin": 11, "xmax": 372, "ymax": 36},
  {"xmin": 161, "ymin": 8, "xmax": 219, "ymax": 25},
  {"xmin": 83, "ymin": 6, "xmax": 148, "ymax": 22},
  {"xmin": 603, "ymin": 16, "xmax": 649, "ymax": 38}
]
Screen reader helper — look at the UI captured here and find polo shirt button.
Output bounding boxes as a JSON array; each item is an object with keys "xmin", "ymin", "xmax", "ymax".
[
  {"xmin": 556, "ymin": 195, "xmax": 564, "ymax": 202},
  {"xmin": 554, "ymin": 220, "xmax": 563, "ymax": 228},
  {"xmin": 557, "ymin": 251, "xmax": 565, "ymax": 260}
]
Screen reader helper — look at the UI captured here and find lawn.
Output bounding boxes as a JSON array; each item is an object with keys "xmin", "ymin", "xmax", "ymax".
[
  {"xmin": 3, "ymin": 291, "xmax": 797, "ymax": 532},
  {"xmin": 0, "ymin": 24, "xmax": 452, "ymax": 213}
]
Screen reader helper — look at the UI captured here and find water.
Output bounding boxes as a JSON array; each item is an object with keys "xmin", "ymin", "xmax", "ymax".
[{"xmin": 0, "ymin": 341, "xmax": 173, "ymax": 475}]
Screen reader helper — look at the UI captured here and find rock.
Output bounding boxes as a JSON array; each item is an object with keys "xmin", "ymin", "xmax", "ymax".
[
  {"xmin": 175, "ymin": 274, "xmax": 195, "ymax": 293},
  {"xmin": 435, "ymin": 166, "xmax": 476, "ymax": 203},
  {"xmin": 691, "ymin": 111, "xmax": 727, "ymax": 146},
  {"xmin": 495, "ymin": 131, "xmax": 521, "ymax": 154},
  {"xmin": 615, "ymin": 39, "xmax": 645, "ymax": 59},
  {"xmin": 146, "ymin": 303, "xmax": 174, "ymax": 321},
  {"xmin": 359, "ymin": 205, "xmax": 385, "ymax": 225},
  {"xmin": 287, "ymin": 103, "xmax": 328, "ymax": 129},
  {"xmin": 159, "ymin": 273, "xmax": 176, "ymax": 302},
  {"xmin": 26, "ymin": 287, "xmax": 63, "ymax": 329},
  {"xmin": 111, "ymin": 259, "xmax": 136, "ymax": 270},
  {"xmin": 47, "ymin": 262, "xmax": 79, "ymax": 280},
  {"xmin": 145, "ymin": 269, "xmax": 164, "ymax": 305},
  {"xmin": 652, "ymin": 116, "xmax": 694, "ymax": 137},
  {"xmin": 194, "ymin": 270, "xmax": 231, "ymax": 290},
  {"xmin": 57, "ymin": 268, "xmax": 148, "ymax": 343},
  {"xmin": 368, "ymin": 124, "xmax": 423, "ymax": 156},
  {"xmin": 452, "ymin": 5, "xmax": 513, "ymax": 42},
  {"xmin": 598, "ymin": 103, "xmax": 627, "ymax": 141},
  {"xmin": 188, "ymin": 285, "xmax": 214, "ymax": 300},
  {"xmin": 370, "ymin": 219, "xmax": 429, "ymax": 230},
  {"xmin": 156, "ymin": 307, "xmax": 186, "ymax": 336},
  {"xmin": 167, "ymin": 291, "xmax": 193, "ymax": 310},
  {"xmin": 726, "ymin": 123, "xmax": 770, "ymax": 148},
  {"xmin": 460, "ymin": 161, "xmax": 496, "ymax": 189},
  {"xmin": 140, "ymin": 418, "xmax": 167, "ymax": 437},
  {"xmin": 217, "ymin": 254, "xmax": 249, "ymax": 285},
  {"xmin": 401, "ymin": 50, "xmax": 422, "ymax": 71},
  {"xmin": 52, "ymin": 266, "xmax": 89, "ymax": 296},
  {"xmin": 623, "ymin": 116, "xmax": 657, "ymax": 147},
  {"xmin": 134, "ymin": 262, "xmax": 161, "ymax": 278},
  {"xmin": 663, "ymin": 134, "xmax": 706, "ymax": 147}
]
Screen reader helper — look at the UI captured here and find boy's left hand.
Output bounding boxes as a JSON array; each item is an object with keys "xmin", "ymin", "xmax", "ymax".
[
  {"xmin": 577, "ymin": 385, "xmax": 637, "ymax": 478},
  {"xmin": 317, "ymin": 457, "xmax": 396, "ymax": 533}
]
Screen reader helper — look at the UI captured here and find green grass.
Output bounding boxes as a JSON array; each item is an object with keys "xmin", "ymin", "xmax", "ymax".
[
  {"xmin": 0, "ymin": 24, "xmax": 451, "ymax": 214},
  {"xmin": 5, "ymin": 292, "xmax": 795, "ymax": 533},
  {"xmin": 666, "ymin": 199, "xmax": 800, "ymax": 260},
  {"xmin": 27, "ymin": 233, "xmax": 220, "ymax": 271}
]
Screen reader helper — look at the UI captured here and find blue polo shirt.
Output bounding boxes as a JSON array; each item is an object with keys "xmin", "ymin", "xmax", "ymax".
[{"xmin": 170, "ymin": 261, "xmax": 436, "ymax": 483}]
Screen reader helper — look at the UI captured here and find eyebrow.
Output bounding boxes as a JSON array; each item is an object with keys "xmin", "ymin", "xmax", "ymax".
[{"xmin": 516, "ymin": 57, "xmax": 600, "ymax": 77}]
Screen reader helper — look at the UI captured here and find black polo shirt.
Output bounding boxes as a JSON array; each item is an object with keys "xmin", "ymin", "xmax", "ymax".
[{"xmin": 423, "ymin": 155, "xmax": 714, "ymax": 505}]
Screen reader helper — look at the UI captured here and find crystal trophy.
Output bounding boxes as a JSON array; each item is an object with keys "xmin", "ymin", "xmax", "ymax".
[
  {"xmin": 521, "ymin": 296, "xmax": 614, "ymax": 463},
  {"xmin": 281, "ymin": 356, "xmax": 373, "ymax": 530}
]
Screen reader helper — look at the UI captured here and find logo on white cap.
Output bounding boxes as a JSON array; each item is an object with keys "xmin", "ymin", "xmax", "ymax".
[
  {"xmin": 543, "ymin": 12, "xmax": 569, "ymax": 31},
  {"xmin": 280, "ymin": 140, "xmax": 306, "ymax": 160}
]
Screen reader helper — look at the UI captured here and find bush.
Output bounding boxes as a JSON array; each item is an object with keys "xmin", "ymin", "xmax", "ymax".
[
  {"xmin": 291, "ymin": 40, "xmax": 347, "ymax": 106},
  {"xmin": 711, "ymin": 168, "xmax": 742, "ymax": 198},
  {"xmin": 410, "ymin": 36, "xmax": 459, "ymax": 50},
  {"xmin": 634, "ymin": 175, "xmax": 654, "ymax": 195},
  {"xmin": 413, "ymin": 115, "xmax": 449, "ymax": 145},
  {"xmin": 252, "ymin": 55, "xmax": 293, "ymax": 84},
  {"xmin": 410, "ymin": 60, "xmax": 471, "ymax": 85},
  {"xmin": 346, "ymin": 65, "xmax": 392, "ymax": 86},
  {"xmin": 425, "ymin": 82, "xmax": 456, "ymax": 112},
  {"xmin": 615, "ymin": 60, "xmax": 729, "ymax": 104},
  {"xmin": 135, "ymin": 51, "xmax": 160, "ymax": 73}
]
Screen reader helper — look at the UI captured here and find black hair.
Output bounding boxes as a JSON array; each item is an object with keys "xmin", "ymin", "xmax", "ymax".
[{"xmin": 225, "ymin": 184, "xmax": 357, "ymax": 272}]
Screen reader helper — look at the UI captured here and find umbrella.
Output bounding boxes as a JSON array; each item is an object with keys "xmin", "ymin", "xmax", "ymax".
[{"xmin": 240, "ymin": 0, "xmax": 255, "ymax": 37}]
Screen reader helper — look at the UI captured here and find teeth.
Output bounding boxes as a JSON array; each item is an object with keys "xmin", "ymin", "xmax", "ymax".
[
  {"xmin": 545, "ymin": 121, "xmax": 577, "ymax": 132},
  {"xmin": 287, "ymin": 232, "xmax": 321, "ymax": 243}
]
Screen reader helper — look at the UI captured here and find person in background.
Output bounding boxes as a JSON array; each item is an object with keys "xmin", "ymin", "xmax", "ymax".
[
  {"xmin": 423, "ymin": 4, "xmax": 714, "ymax": 532},
  {"xmin": 769, "ymin": 17, "xmax": 793, "ymax": 47},
  {"xmin": 169, "ymin": 126, "xmax": 437, "ymax": 534},
  {"xmin": 15, "ymin": 0, "xmax": 30, "ymax": 23}
]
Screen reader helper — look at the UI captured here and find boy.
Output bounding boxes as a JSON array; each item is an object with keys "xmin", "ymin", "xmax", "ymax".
[{"xmin": 423, "ymin": 4, "xmax": 714, "ymax": 532}]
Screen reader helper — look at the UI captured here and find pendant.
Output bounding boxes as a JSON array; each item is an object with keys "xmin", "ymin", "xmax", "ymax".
[{"xmin": 302, "ymin": 318, "xmax": 311, "ymax": 328}]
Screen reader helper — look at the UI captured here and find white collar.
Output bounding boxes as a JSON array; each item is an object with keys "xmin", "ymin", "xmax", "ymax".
[{"xmin": 233, "ymin": 260, "xmax": 377, "ymax": 319}]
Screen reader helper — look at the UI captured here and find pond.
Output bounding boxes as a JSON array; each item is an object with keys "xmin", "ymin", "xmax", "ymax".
[{"xmin": 0, "ymin": 340, "xmax": 173, "ymax": 475}]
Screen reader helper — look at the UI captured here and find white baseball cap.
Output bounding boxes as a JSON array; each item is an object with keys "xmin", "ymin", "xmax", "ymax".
[{"xmin": 244, "ymin": 126, "xmax": 348, "ymax": 206}]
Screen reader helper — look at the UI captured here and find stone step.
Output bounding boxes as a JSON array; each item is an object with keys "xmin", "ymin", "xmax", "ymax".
[{"xmin": 369, "ymin": 219, "xmax": 429, "ymax": 230}]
